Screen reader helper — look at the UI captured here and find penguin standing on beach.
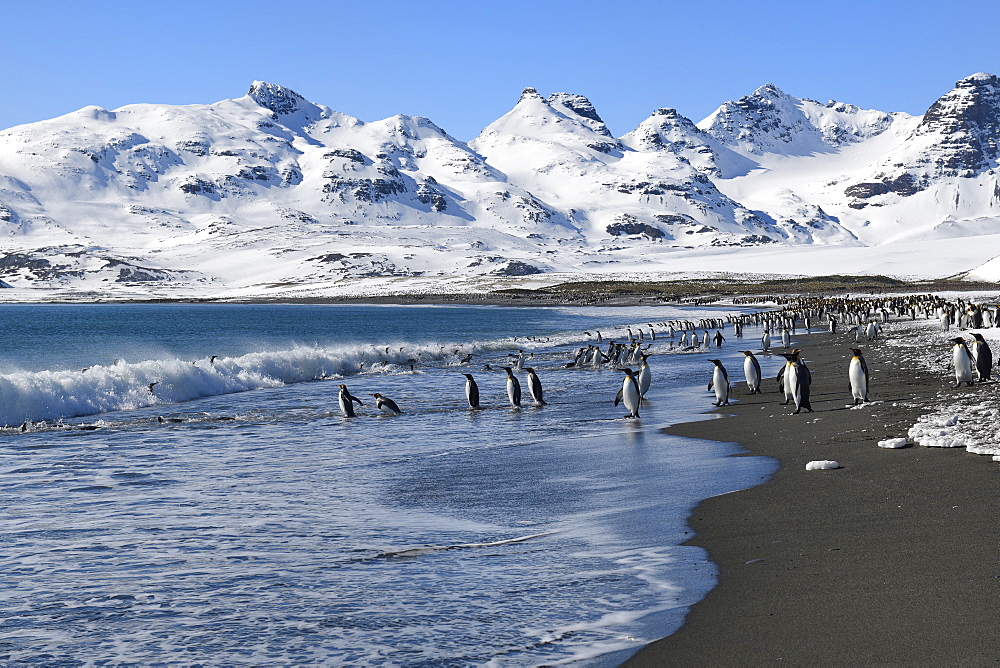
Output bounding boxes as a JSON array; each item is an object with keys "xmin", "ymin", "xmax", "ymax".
[
  {"xmin": 503, "ymin": 367, "xmax": 522, "ymax": 407},
  {"xmin": 525, "ymin": 368, "xmax": 547, "ymax": 406},
  {"xmin": 462, "ymin": 373, "xmax": 480, "ymax": 408},
  {"xmin": 739, "ymin": 350, "xmax": 762, "ymax": 394},
  {"xmin": 338, "ymin": 384, "xmax": 365, "ymax": 417},
  {"xmin": 707, "ymin": 359, "xmax": 731, "ymax": 406},
  {"xmin": 615, "ymin": 368, "xmax": 641, "ymax": 418},
  {"xmin": 951, "ymin": 337, "xmax": 975, "ymax": 387},
  {"xmin": 761, "ymin": 330, "xmax": 771, "ymax": 352},
  {"xmin": 848, "ymin": 348, "xmax": 869, "ymax": 404},
  {"xmin": 371, "ymin": 393, "xmax": 402, "ymax": 415},
  {"xmin": 778, "ymin": 351, "xmax": 812, "ymax": 413},
  {"xmin": 970, "ymin": 333, "xmax": 993, "ymax": 381}
]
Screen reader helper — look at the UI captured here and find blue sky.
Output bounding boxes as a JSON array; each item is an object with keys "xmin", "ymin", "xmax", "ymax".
[{"xmin": 4, "ymin": 0, "xmax": 999, "ymax": 139}]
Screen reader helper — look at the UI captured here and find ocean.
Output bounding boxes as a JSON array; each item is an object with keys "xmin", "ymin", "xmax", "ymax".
[{"xmin": 0, "ymin": 303, "xmax": 778, "ymax": 665}]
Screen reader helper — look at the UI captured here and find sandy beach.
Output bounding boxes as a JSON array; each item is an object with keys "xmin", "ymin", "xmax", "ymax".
[{"xmin": 626, "ymin": 320, "xmax": 1000, "ymax": 666}]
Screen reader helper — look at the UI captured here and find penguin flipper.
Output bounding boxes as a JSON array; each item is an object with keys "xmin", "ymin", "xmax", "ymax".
[
  {"xmin": 352, "ymin": 396, "xmax": 365, "ymax": 406},
  {"xmin": 614, "ymin": 388, "xmax": 624, "ymax": 406}
]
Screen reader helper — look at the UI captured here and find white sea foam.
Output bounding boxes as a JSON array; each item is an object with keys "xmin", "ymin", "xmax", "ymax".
[
  {"xmin": 877, "ymin": 438, "xmax": 908, "ymax": 449},
  {"xmin": 805, "ymin": 460, "xmax": 840, "ymax": 470},
  {"xmin": 0, "ymin": 339, "xmax": 514, "ymax": 425}
]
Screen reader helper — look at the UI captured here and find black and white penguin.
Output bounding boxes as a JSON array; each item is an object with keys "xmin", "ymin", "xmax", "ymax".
[
  {"xmin": 739, "ymin": 350, "xmax": 762, "ymax": 394},
  {"xmin": 637, "ymin": 354, "xmax": 652, "ymax": 399},
  {"xmin": 951, "ymin": 337, "xmax": 975, "ymax": 387},
  {"xmin": 503, "ymin": 367, "xmax": 522, "ymax": 407},
  {"xmin": 614, "ymin": 368, "xmax": 641, "ymax": 418},
  {"xmin": 778, "ymin": 350, "xmax": 812, "ymax": 414},
  {"xmin": 849, "ymin": 348, "xmax": 869, "ymax": 404},
  {"xmin": 970, "ymin": 333, "xmax": 993, "ymax": 381},
  {"xmin": 462, "ymin": 373, "xmax": 480, "ymax": 408},
  {"xmin": 525, "ymin": 368, "xmax": 546, "ymax": 406},
  {"xmin": 338, "ymin": 384, "xmax": 365, "ymax": 417},
  {"xmin": 371, "ymin": 393, "xmax": 402, "ymax": 415},
  {"xmin": 707, "ymin": 359, "xmax": 731, "ymax": 406}
]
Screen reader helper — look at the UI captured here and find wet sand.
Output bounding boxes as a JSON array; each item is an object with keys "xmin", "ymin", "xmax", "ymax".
[{"xmin": 626, "ymin": 327, "xmax": 1000, "ymax": 666}]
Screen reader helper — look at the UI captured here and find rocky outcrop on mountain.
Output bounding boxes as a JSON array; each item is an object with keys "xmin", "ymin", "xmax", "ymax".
[
  {"xmin": 915, "ymin": 73, "xmax": 1000, "ymax": 174},
  {"xmin": 843, "ymin": 73, "xmax": 1000, "ymax": 210}
]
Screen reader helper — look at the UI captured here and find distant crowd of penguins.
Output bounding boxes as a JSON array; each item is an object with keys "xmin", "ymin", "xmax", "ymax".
[
  {"xmin": 296, "ymin": 292, "xmax": 1000, "ymax": 424},
  {"xmin": 701, "ymin": 293, "xmax": 1000, "ymax": 418}
]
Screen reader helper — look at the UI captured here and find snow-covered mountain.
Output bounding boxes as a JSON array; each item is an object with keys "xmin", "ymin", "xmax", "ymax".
[{"xmin": 1, "ymin": 74, "xmax": 1000, "ymax": 298}]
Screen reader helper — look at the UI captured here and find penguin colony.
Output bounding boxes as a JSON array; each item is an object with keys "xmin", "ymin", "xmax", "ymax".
[{"xmin": 142, "ymin": 293, "xmax": 993, "ymax": 424}]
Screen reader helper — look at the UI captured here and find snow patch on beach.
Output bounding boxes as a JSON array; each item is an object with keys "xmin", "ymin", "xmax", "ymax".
[
  {"xmin": 805, "ymin": 460, "xmax": 840, "ymax": 470},
  {"xmin": 877, "ymin": 438, "xmax": 908, "ymax": 449},
  {"xmin": 886, "ymin": 314, "xmax": 1000, "ymax": 460}
]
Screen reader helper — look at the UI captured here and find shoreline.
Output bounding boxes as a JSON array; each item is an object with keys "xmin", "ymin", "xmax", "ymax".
[{"xmin": 625, "ymin": 323, "xmax": 1000, "ymax": 666}]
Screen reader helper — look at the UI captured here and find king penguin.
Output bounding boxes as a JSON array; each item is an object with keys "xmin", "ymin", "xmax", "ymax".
[
  {"xmin": 503, "ymin": 367, "xmax": 522, "ymax": 407},
  {"xmin": 739, "ymin": 350, "xmax": 762, "ymax": 394},
  {"xmin": 637, "ymin": 354, "xmax": 652, "ymax": 399},
  {"xmin": 761, "ymin": 330, "xmax": 771, "ymax": 352},
  {"xmin": 614, "ymin": 368, "xmax": 641, "ymax": 418},
  {"xmin": 848, "ymin": 348, "xmax": 869, "ymax": 404},
  {"xmin": 338, "ymin": 384, "xmax": 365, "ymax": 417},
  {"xmin": 778, "ymin": 351, "xmax": 812, "ymax": 413},
  {"xmin": 462, "ymin": 373, "xmax": 480, "ymax": 408},
  {"xmin": 951, "ymin": 337, "xmax": 975, "ymax": 387},
  {"xmin": 371, "ymin": 393, "xmax": 402, "ymax": 415},
  {"xmin": 525, "ymin": 367, "xmax": 547, "ymax": 406},
  {"xmin": 707, "ymin": 359, "xmax": 731, "ymax": 406},
  {"xmin": 970, "ymin": 333, "xmax": 993, "ymax": 381}
]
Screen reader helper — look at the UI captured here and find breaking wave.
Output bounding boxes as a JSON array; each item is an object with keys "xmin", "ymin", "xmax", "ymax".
[{"xmin": 0, "ymin": 338, "xmax": 515, "ymax": 425}]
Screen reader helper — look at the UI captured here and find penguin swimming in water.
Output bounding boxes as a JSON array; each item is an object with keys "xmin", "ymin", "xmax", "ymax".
[
  {"xmin": 462, "ymin": 373, "xmax": 480, "ymax": 408},
  {"xmin": 614, "ymin": 368, "xmax": 641, "ymax": 418},
  {"xmin": 371, "ymin": 393, "xmax": 402, "ymax": 415},
  {"xmin": 503, "ymin": 367, "xmax": 522, "ymax": 407},
  {"xmin": 525, "ymin": 368, "xmax": 546, "ymax": 406},
  {"xmin": 338, "ymin": 384, "xmax": 365, "ymax": 417},
  {"xmin": 848, "ymin": 348, "xmax": 869, "ymax": 404},
  {"xmin": 970, "ymin": 333, "xmax": 993, "ymax": 381},
  {"xmin": 739, "ymin": 350, "xmax": 762, "ymax": 394},
  {"xmin": 707, "ymin": 359, "xmax": 731, "ymax": 406},
  {"xmin": 951, "ymin": 337, "xmax": 975, "ymax": 387}
]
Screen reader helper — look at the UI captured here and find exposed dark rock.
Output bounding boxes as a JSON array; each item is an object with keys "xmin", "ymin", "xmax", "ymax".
[
  {"xmin": 179, "ymin": 177, "xmax": 217, "ymax": 195},
  {"xmin": 606, "ymin": 221, "xmax": 665, "ymax": 239},
  {"xmin": 416, "ymin": 182, "xmax": 448, "ymax": 211},
  {"xmin": 237, "ymin": 166, "xmax": 279, "ymax": 182},
  {"xmin": 247, "ymin": 81, "xmax": 307, "ymax": 116},
  {"xmin": 845, "ymin": 174, "xmax": 919, "ymax": 199},
  {"xmin": 324, "ymin": 148, "xmax": 367, "ymax": 163},
  {"xmin": 654, "ymin": 213, "xmax": 699, "ymax": 226},
  {"xmin": 916, "ymin": 72, "xmax": 1000, "ymax": 174},
  {"xmin": 586, "ymin": 141, "xmax": 623, "ymax": 154},
  {"xmin": 493, "ymin": 260, "xmax": 543, "ymax": 276}
]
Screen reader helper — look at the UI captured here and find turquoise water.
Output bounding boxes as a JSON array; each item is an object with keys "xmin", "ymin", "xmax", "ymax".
[{"xmin": 0, "ymin": 303, "xmax": 777, "ymax": 665}]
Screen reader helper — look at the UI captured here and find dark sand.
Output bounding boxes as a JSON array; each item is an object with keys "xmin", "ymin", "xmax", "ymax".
[{"xmin": 626, "ymin": 327, "xmax": 1000, "ymax": 666}]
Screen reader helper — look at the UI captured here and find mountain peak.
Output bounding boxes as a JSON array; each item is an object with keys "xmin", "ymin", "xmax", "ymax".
[
  {"xmin": 520, "ymin": 87, "xmax": 543, "ymax": 102},
  {"xmin": 247, "ymin": 81, "xmax": 308, "ymax": 115},
  {"xmin": 913, "ymin": 71, "xmax": 1000, "ymax": 175},
  {"xmin": 753, "ymin": 83, "xmax": 786, "ymax": 98}
]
